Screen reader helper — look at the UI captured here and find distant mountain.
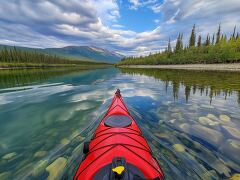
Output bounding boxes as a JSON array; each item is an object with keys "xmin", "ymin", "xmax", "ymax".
[{"xmin": 0, "ymin": 45, "xmax": 124, "ymax": 63}]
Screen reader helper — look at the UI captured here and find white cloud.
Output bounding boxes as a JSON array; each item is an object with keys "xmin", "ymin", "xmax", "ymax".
[{"xmin": 0, "ymin": 0, "xmax": 239, "ymax": 56}]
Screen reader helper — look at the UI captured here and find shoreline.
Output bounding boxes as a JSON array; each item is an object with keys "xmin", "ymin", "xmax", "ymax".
[
  {"xmin": 119, "ymin": 63, "xmax": 240, "ymax": 72},
  {"xmin": 0, "ymin": 64, "xmax": 111, "ymax": 70}
]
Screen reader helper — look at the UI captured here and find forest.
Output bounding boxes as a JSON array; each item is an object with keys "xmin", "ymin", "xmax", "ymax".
[
  {"xmin": 0, "ymin": 47, "xmax": 107, "ymax": 67},
  {"xmin": 118, "ymin": 25, "xmax": 240, "ymax": 65}
]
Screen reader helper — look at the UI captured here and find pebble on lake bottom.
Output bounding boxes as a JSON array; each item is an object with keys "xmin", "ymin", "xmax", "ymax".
[
  {"xmin": 219, "ymin": 114, "xmax": 231, "ymax": 122},
  {"xmin": 173, "ymin": 144, "xmax": 185, "ymax": 152},
  {"xmin": 199, "ymin": 116, "xmax": 219, "ymax": 126},
  {"xmin": 0, "ymin": 172, "xmax": 11, "ymax": 180},
  {"xmin": 32, "ymin": 160, "xmax": 48, "ymax": 176},
  {"xmin": 60, "ymin": 138, "xmax": 70, "ymax": 145},
  {"xmin": 34, "ymin": 151, "xmax": 47, "ymax": 158},
  {"xmin": 206, "ymin": 114, "xmax": 218, "ymax": 121},
  {"xmin": 179, "ymin": 123, "xmax": 190, "ymax": 133},
  {"xmin": 2, "ymin": 152, "xmax": 17, "ymax": 160},
  {"xmin": 191, "ymin": 125, "xmax": 223, "ymax": 147},
  {"xmin": 230, "ymin": 173, "xmax": 240, "ymax": 180},
  {"xmin": 222, "ymin": 126, "xmax": 240, "ymax": 139},
  {"xmin": 46, "ymin": 157, "xmax": 67, "ymax": 180}
]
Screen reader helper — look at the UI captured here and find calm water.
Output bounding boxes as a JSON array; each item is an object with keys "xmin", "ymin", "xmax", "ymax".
[{"xmin": 0, "ymin": 68, "xmax": 240, "ymax": 180}]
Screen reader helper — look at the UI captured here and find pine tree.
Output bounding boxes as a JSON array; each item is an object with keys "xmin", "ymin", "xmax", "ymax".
[
  {"xmin": 197, "ymin": 35, "xmax": 202, "ymax": 47},
  {"xmin": 189, "ymin": 24, "xmax": 196, "ymax": 47},
  {"xmin": 216, "ymin": 24, "xmax": 221, "ymax": 44},
  {"xmin": 212, "ymin": 34, "xmax": 215, "ymax": 45},
  {"xmin": 205, "ymin": 34, "xmax": 210, "ymax": 46},
  {"xmin": 232, "ymin": 26, "xmax": 236, "ymax": 40},
  {"xmin": 167, "ymin": 37, "xmax": 172, "ymax": 53},
  {"xmin": 175, "ymin": 34, "xmax": 181, "ymax": 53},
  {"xmin": 236, "ymin": 33, "xmax": 239, "ymax": 40},
  {"xmin": 180, "ymin": 33, "xmax": 183, "ymax": 50}
]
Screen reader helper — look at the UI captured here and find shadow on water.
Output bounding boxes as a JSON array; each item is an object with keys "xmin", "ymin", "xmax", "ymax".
[{"xmin": 120, "ymin": 68, "xmax": 240, "ymax": 104}]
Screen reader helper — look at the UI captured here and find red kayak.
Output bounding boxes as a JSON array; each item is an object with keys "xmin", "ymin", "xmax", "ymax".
[{"xmin": 74, "ymin": 89, "xmax": 164, "ymax": 180}]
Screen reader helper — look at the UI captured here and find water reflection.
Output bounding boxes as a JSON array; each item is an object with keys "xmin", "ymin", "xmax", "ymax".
[
  {"xmin": 0, "ymin": 68, "xmax": 86, "ymax": 89},
  {"xmin": 120, "ymin": 68, "xmax": 240, "ymax": 104},
  {"xmin": 0, "ymin": 68, "xmax": 239, "ymax": 180}
]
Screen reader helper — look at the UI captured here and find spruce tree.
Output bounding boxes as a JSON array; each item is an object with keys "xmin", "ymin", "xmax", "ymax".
[
  {"xmin": 232, "ymin": 26, "xmax": 236, "ymax": 39},
  {"xmin": 197, "ymin": 35, "xmax": 202, "ymax": 47},
  {"xmin": 175, "ymin": 34, "xmax": 181, "ymax": 53},
  {"xmin": 212, "ymin": 34, "xmax": 215, "ymax": 45},
  {"xmin": 216, "ymin": 24, "xmax": 221, "ymax": 44},
  {"xmin": 205, "ymin": 34, "xmax": 210, "ymax": 46},
  {"xmin": 167, "ymin": 37, "xmax": 172, "ymax": 53},
  {"xmin": 189, "ymin": 24, "xmax": 196, "ymax": 47},
  {"xmin": 180, "ymin": 33, "xmax": 183, "ymax": 50}
]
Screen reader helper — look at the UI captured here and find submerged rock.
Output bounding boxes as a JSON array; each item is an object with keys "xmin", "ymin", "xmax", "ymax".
[
  {"xmin": 230, "ymin": 174, "xmax": 240, "ymax": 180},
  {"xmin": 70, "ymin": 131, "xmax": 79, "ymax": 139},
  {"xmin": 155, "ymin": 133, "xmax": 169, "ymax": 139},
  {"xmin": 0, "ymin": 172, "xmax": 11, "ymax": 180},
  {"xmin": 32, "ymin": 160, "xmax": 48, "ymax": 176},
  {"xmin": 46, "ymin": 157, "xmax": 67, "ymax": 180},
  {"xmin": 179, "ymin": 123, "xmax": 190, "ymax": 133},
  {"xmin": 34, "ymin": 151, "xmax": 47, "ymax": 158},
  {"xmin": 222, "ymin": 126, "xmax": 240, "ymax": 139},
  {"xmin": 169, "ymin": 119, "xmax": 176, "ymax": 124},
  {"xmin": 72, "ymin": 144, "xmax": 83, "ymax": 155},
  {"xmin": 173, "ymin": 144, "xmax": 185, "ymax": 152},
  {"xmin": 219, "ymin": 114, "xmax": 231, "ymax": 122},
  {"xmin": 220, "ymin": 139, "xmax": 240, "ymax": 165},
  {"xmin": 191, "ymin": 125, "xmax": 223, "ymax": 147},
  {"xmin": 202, "ymin": 170, "xmax": 218, "ymax": 179},
  {"xmin": 76, "ymin": 135, "xmax": 85, "ymax": 142},
  {"xmin": 207, "ymin": 114, "xmax": 218, "ymax": 121},
  {"xmin": 214, "ymin": 162, "xmax": 231, "ymax": 177},
  {"xmin": 198, "ymin": 117, "xmax": 219, "ymax": 126},
  {"xmin": 61, "ymin": 138, "xmax": 70, "ymax": 145},
  {"xmin": 2, "ymin": 152, "xmax": 17, "ymax": 160}
]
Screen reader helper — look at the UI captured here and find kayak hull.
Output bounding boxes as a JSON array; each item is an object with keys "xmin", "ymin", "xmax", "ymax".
[{"xmin": 74, "ymin": 90, "xmax": 164, "ymax": 179}]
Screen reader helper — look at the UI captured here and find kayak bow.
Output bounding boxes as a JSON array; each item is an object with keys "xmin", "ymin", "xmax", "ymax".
[{"xmin": 74, "ymin": 89, "xmax": 164, "ymax": 180}]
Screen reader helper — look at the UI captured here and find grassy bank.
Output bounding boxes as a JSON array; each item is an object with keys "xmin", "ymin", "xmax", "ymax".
[{"xmin": 117, "ymin": 25, "xmax": 240, "ymax": 65}]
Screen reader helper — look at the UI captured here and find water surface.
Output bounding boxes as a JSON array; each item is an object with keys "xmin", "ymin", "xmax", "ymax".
[{"xmin": 0, "ymin": 68, "xmax": 239, "ymax": 179}]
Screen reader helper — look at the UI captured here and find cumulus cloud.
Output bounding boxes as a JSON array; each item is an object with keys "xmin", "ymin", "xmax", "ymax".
[{"xmin": 0, "ymin": 0, "xmax": 239, "ymax": 56}]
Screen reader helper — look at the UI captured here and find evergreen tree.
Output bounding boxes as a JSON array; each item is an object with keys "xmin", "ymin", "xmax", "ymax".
[
  {"xmin": 236, "ymin": 33, "xmax": 239, "ymax": 40},
  {"xmin": 197, "ymin": 35, "xmax": 202, "ymax": 47},
  {"xmin": 232, "ymin": 26, "xmax": 236, "ymax": 40},
  {"xmin": 180, "ymin": 33, "xmax": 183, "ymax": 50},
  {"xmin": 189, "ymin": 24, "xmax": 196, "ymax": 47},
  {"xmin": 167, "ymin": 38, "xmax": 172, "ymax": 53},
  {"xmin": 212, "ymin": 34, "xmax": 215, "ymax": 45},
  {"xmin": 205, "ymin": 34, "xmax": 210, "ymax": 46},
  {"xmin": 175, "ymin": 34, "xmax": 181, "ymax": 53},
  {"xmin": 216, "ymin": 24, "xmax": 221, "ymax": 44}
]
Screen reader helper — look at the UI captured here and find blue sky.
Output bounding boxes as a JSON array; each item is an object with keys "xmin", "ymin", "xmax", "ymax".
[
  {"xmin": 0, "ymin": 0, "xmax": 239, "ymax": 55},
  {"xmin": 117, "ymin": 1, "xmax": 163, "ymax": 32}
]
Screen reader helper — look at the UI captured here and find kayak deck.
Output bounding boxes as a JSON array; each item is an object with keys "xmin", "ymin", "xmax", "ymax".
[{"xmin": 74, "ymin": 90, "xmax": 164, "ymax": 179}]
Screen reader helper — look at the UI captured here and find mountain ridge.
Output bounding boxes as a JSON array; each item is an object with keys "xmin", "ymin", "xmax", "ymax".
[{"xmin": 0, "ymin": 44, "xmax": 124, "ymax": 63}]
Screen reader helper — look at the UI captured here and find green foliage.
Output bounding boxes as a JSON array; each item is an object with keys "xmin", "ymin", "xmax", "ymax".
[
  {"xmin": 0, "ymin": 47, "xmax": 109, "ymax": 67},
  {"xmin": 117, "ymin": 25, "xmax": 240, "ymax": 65},
  {"xmin": 189, "ymin": 24, "xmax": 196, "ymax": 47}
]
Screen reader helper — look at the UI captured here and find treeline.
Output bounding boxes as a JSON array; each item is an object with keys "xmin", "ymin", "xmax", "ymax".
[
  {"xmin": 0, "ymin": 47, "xmax": 106, "ymax": 66},
  {"xmin": 118, "ymin": 24, "xmax": 240, "ymax": 65}
]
